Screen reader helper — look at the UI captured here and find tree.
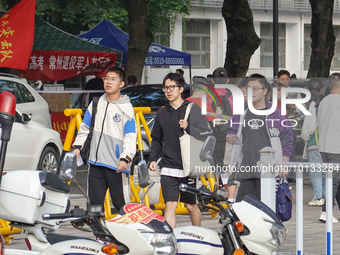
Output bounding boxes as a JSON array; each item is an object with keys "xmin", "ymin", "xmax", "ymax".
[
  {"xmin": 221, "ymin": 0, "xmax": 261, "ymax": 78},
  {"xmin": 124, "ymin": 0, "xmax": 153, "ymax": 84},
  {"xmin": 124, "ymin": 0, "xmax": 190, "ymax": 84},
  {"xmin": 307, "ymin": 0, "xmax": 335, "ymax": 78}
]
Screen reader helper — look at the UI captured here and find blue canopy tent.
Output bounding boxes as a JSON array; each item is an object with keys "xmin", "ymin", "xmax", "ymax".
[{"xmin": 78, "ymin": 19, "xmax": 191, "ymax": 80}]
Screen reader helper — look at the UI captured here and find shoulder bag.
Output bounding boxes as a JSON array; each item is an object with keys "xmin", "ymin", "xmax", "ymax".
[
  {"xmin": 179, "ymin": 103, "xmax": 211, "ymax": 177},
  {"xmin": 80, "ymin": 97, "xmax": 99, "ymax": 164},
  {"xmin": 276, "ymin": 177, "xmax": 293, "ymax": 222}
]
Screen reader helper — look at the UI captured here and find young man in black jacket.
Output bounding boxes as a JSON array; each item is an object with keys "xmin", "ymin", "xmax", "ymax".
[{"xmin": 149, "ymin": 72, "xmax": 212, "ymax": 228}]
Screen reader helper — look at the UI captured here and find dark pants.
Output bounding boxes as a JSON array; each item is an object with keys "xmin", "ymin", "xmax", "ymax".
[
  {"xmin": 320, "ymin": 153, "xmax": 340, "ymax": 212},
  {"xmin": 88, "ymin": 164, "xmax": 129, "ymax": 212},
  {"xmin": 236, "ymin": 179, "xmax": 261, "ymax": 202}
]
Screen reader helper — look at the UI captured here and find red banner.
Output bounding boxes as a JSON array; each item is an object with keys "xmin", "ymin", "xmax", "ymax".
[
  {"xmin": 20, "ymin": 50, "xmax": 117, "ymax": 81},
  {"xmin": 51, "ymin": 112, "xmax": 72, "ymax": 144},
  {"xmin": 0, "ymin": 0, "xmax": 36, "ymax": 70}
]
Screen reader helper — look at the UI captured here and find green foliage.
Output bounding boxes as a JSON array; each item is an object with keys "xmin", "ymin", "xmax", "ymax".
[
  {"xmin": 147, "ymin": 0, "xmax": 190, "ymax": 34},
  {"xmin": 0, "ymin": 0, "xmax": 190, "ymax": 37}
]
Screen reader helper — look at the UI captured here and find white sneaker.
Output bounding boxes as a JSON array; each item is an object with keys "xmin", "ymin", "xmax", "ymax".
[
  {"xmin": 308, "ymin": 198, "xmax": 325, "ymax": 207},
  {"xmin": 319, "ymin": 212, "xmax": 338, "ymax": 223},
  {"xmin": 317, "ymin": 198, "xmax": 325, "ymax": 207}
]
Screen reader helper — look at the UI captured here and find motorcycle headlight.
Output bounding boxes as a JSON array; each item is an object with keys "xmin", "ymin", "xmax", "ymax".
[
  {"xmin": 141, "ymin": 232, "xmax": 177, "ymax": 255},
  {"xmin": 264, "ymin": 220, "xmax": 287, "ymax": 249}
]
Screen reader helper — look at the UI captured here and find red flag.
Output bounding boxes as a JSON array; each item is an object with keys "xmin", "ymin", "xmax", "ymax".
[{"xmin": 0, "ymin": 0, "xmax": 36, "ymax": 70}]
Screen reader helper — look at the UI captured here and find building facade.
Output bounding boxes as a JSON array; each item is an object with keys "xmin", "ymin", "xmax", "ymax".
[{"xmin": 142, "ymin": 0, "xmax": 340, "ymax": 84}]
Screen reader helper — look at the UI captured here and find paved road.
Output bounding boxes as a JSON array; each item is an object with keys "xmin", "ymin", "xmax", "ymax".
[{"xmin": 4, "ymin": 173, "xmax": 340, "ymax": 255}]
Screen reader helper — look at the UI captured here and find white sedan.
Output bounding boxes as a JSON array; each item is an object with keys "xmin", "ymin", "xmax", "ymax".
[{"xmin": 2, "ymin": 111, "xmax": 63, "ymax": 172}]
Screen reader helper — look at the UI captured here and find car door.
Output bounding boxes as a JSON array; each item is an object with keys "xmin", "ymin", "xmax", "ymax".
[{"xmin": 2, "ymin": 112, "xmax": 40, "ymax": 171}]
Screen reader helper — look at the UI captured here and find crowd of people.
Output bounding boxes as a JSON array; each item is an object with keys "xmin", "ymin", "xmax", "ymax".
[{"xmin": 72, "ymin": 65, "xmax": 340, "ymax": 229}]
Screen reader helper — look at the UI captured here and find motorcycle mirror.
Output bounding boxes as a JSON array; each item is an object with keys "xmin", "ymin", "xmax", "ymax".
[
  {"xmin": 200, "ymin": 135, "xmax": 216, "ymax": 162},
  {"xmin": 59, "ymin": 152, "xmax": 77, "ymax": 182},
  {"xmin": 138, "ymin": 160, "xmax": 150, "ymax": 188}
]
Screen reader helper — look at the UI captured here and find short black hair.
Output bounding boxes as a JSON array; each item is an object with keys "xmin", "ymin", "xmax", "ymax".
[
  {"xmin": 329, "ymin": 72, "xmax": 340, "ymax": 88},
  {"xmin": 106, "ymin": 66, "xmax": 125, "ymax": 82},
  {"xmin": 176, "ymin": 69, "xmax": 184, "ymax": 76},
  {"xmin": 212, "ymin": 67, "xmax": 229, "ymax": 84},
  {"xmin": 248, "ymin": 73, "xmax": 271, "ymax": 96},
  {"xmin": 277, "ymin": 69, "xmax": 290, "ymax": 78},
  {"xmin": 162, "ymin": 72, "xmax": 185, "ymax": 88},
  {"xmin": 127, "ymin": 75, "xmax": 137, "ymax": 85}
]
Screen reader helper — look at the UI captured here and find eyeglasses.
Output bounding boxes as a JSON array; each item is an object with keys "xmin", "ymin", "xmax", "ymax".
[
  {"xmin": 247, "ymin": 86, "xmax": 266, "ymax": 92},
  {"xmin": 103, "ymin": 77, "xmax": 118, "ymax": 82},
  {"xmin": 162, "ymin": 85, "xmax": 179, "ymax": 92}
]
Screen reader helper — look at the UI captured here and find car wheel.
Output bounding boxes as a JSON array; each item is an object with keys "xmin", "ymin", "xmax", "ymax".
[{"xmin": 37, "ymin": 146, "xmax": 60, "ymax": 173}]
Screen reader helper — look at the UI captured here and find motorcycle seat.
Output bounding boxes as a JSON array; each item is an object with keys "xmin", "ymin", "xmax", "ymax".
[
  {"xmin": 39, "ymin": 172, "xmax": 70, "ymax": 193},
  {"xmin": 46, "ymin": 232, "xmax": 92, "ymax": 244}
]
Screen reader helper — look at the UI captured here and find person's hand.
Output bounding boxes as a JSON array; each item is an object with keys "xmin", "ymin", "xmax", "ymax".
[
  {"xmin": 72, "ymin": 148, "xmax": 80, "ymax": 160},
  {"xmin": 179, "ymin": 119, "xmax": 188, "ymax": 129},
  {"xmin": 226, "ymin": 134, "xmax": 236, "ymax": 144},
  {"xmin": 117, "ymin": 161, "xmax": 127, "ymax": 173},
  {"xmin": 215, "ymin": 106, "xmax": 222, "ymax": 115},
  {"xmin": 278, "ymin": 166, "xmax": 289, "ymax": 177},
  {"xmin": 149, "ymin": 161, "xmax": 157, "ymax": 171}
]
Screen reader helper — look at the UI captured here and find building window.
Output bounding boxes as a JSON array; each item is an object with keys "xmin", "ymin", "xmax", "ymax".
[
  {"xmin": 304, "ymin": 24, "xmax": 311, "ymax": 70},
  {"xmin": 155, "ymin": 25, "xmax": 170, "ymax": 47},
  {"xmin": 304, "ymin": 25, "xmax": 340, "ymax": 70},
  {"xmin": 184, "ymin": 19, "xmax": 210, "ymax": 69},
  {"xmin": 260, "ymin": 22, "xmax": 286, "ymax": 68}
]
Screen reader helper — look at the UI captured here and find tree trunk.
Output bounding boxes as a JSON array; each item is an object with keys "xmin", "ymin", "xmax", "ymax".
[
  {"xmin": 125, "ymin": 0, "xmax": 154, "ymax": 85},
  {"xmin": 222, "ymin": 0, "xmax": 261, "ymax": 78},
  {"xmin": 307, "ymin": 0, "xmax": 335, "ymax": 78}
]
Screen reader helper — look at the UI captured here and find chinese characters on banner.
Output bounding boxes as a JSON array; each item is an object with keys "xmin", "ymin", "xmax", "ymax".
[
  {"xmin": 21, "ymin": 50, "xmax": 117, "ymax": 81},
  {"xmin": 0, "ymin": 0, "xmax": 35, "ymax": 70}
]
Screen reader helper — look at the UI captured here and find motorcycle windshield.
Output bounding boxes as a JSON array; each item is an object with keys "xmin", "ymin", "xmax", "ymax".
[
  {"xmin": 243, "ymin": 194, "xmax": 284, "ymax": 227},
  {"xmin": 109, "ymin": 203, "xmax": 172, "ymax": 233}
]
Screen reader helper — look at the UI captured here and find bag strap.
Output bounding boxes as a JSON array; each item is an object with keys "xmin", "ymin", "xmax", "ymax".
[
  {"xmin": 184, "ymin": 102, "xmax": 193, "ymax": 121},
  {"xmin": 90, "ymin": 97, "xmax": 99, "ymax": 132}
]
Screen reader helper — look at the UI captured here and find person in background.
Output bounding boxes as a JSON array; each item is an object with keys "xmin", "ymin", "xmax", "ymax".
[
  {"xmin": 176, "ymin": 69, "xmax": 184, "ymax": 76},
  {"xmin": 317, "ymin": 72, "xmax": 340, "ymax": 223},
  {"xmin": 148, "ymin": 72, "xmax": 212, "ymax": 228},
  {"xmin": 301, "ymin": 78, "xmax": 325, "ymax": 207},
  {"xmin": 127, "ymin": 75, "xmax": 138, "ymax": 86},
  {"xmin": 82, "ymin": 76, "xmax": 105, "ymax": 107},
  {"xmin": 277, "ymin": 69, "xmax": 299, "ymax": 182},
  {"xmin": 210, "ymin": 67, "xmax": 235, "ymax": 203},
  {"xmin": 227, "ymin": 74, "xmax": 293, "ymax": 202}
]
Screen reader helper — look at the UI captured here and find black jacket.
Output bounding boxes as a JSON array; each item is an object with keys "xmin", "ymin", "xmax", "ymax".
[{"xmin": 149, "ymin": 99, "xmax": 213, "ymax": 170}]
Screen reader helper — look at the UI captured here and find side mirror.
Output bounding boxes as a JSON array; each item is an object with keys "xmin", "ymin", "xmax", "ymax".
[
  {"xmin": 21, "ymin": 113, "xmax": 31, "ymax": 123},
  {"xmin": 59, "ymin": 152, "xmax": 77, "ymax": 182},
  {"xmin": 200, "ymin": 135, "xmax": 216, "ymax": 162},
  {"xmin": 138, "ymin": 160, "xmax": 150, "ymax": 188}
]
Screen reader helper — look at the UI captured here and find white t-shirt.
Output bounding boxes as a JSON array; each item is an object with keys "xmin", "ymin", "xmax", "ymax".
[{"xmin": 316, "ymin": 94, "xmax": 340, "ymax": 154}]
